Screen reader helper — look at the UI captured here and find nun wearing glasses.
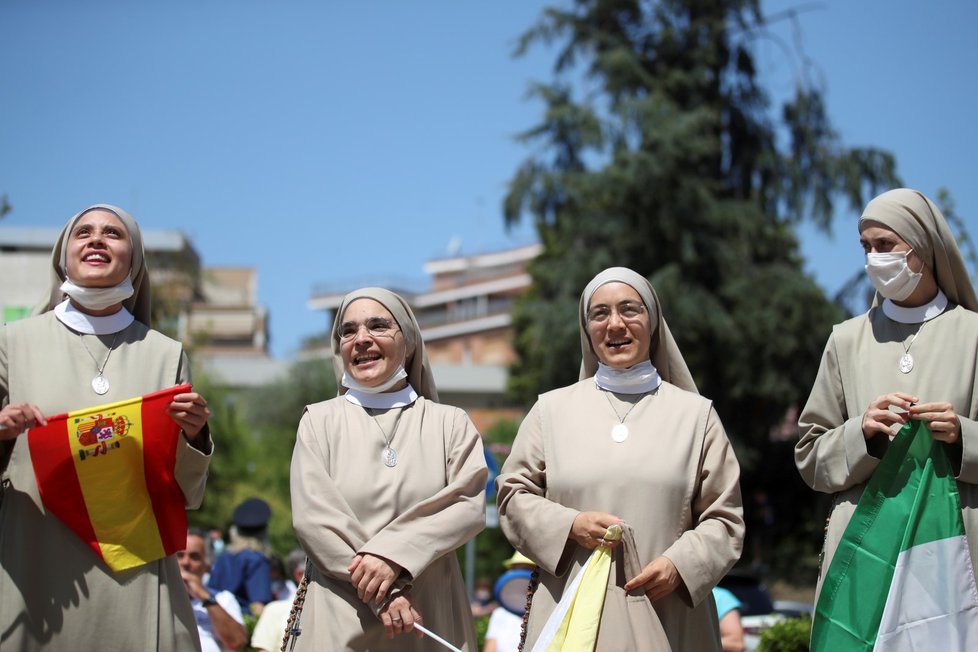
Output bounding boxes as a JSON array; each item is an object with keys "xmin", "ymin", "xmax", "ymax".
[
  {"xmin": 496, "ymin": 267, "xmax": 744, "ymax": 651},
  {"xmin": 290, "ymin": 287, "xmax": 487, "ymax": 651}
]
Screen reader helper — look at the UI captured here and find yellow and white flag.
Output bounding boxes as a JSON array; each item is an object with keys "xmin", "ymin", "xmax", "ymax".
[{"xmin": 532, "ymin": 524, "xmax": 622, "ymax": 652}]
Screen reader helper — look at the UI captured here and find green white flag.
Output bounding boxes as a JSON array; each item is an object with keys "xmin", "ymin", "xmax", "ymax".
[{"xmin": 813, "ymin": 420, "xmax": 978, "ymax": 651}]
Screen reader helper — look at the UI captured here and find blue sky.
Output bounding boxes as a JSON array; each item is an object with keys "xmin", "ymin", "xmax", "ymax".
[{"xmin": 2, "ymin": 1, "xmax": 975, "ymax": 358}]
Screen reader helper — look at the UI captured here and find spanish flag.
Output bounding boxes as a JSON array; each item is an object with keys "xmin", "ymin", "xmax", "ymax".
[{"xmin": 28, "ymin": 384, "xmax": 190, "ymax": 572}]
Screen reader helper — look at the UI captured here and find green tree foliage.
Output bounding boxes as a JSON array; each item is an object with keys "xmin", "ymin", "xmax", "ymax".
[
  {"xmin": 504, "ymin": 0, "xmax": 900, "ymax": 574},
  {"xmin": 757, "ymin": 617, "xmax": 812, "ymax": 652}
]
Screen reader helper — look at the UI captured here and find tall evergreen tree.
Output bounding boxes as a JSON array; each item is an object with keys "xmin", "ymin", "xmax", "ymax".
[{"xmin": 504, "ymin": 0, "xmax": 899, "ymax": 574}]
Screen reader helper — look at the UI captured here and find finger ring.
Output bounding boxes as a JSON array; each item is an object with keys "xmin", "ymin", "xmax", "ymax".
[{"xmin": 392, "ymin": 618, "xmax": 402, "ymax": 623}]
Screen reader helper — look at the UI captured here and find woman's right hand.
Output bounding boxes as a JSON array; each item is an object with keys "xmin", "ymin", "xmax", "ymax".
[
  {"xmin": 569, "ymin": 511, "xmax": 623, "ymax": 550},
  {"xmin": 348, "ymin": 553, "xmax": 402, "ymax": 604},
  {"xmin": 862, "ymin": 392, "xmax": 917, "ymax": 440},
  {"xmin": 379, "ymin": 592, "xmax": 423, "ymax": 640},
  {"xmin": 0, "ymin": 403, "xmax": 47, "ymax": 440}
]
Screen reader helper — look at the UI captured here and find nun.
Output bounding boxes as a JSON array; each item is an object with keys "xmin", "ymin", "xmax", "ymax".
[
  {"xmin": 496, "ymin": 267, "xmax": 744, "ymax": 651},
  {"xmin": 290, "ymin": 287, "xmax": 487, "ymax": 651},
  {"xmin": 796, "ymin": 188, "xmax": 978, "ymax": 599},
  {"xmin": 0, "ymin": 204, "xmax": 212, "ymax": 650}
]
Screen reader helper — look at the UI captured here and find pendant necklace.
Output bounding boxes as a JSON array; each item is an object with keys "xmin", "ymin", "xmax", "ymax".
[
  {"xmin": 603, "ymin": 392, "xmax": 640, "ymax": 443},
  {"xmin": 369, "ymin": 410, "xmax": 403, "ymax": 467},
  {"xmin": 898, "ymin": 321, "xmax": 926, "ymax": 374},
  {"xmin": 79, "ymin": 331, "xmax": 121, "ymax": 395}
]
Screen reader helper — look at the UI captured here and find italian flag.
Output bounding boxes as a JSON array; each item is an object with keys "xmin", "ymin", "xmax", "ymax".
[
  {"xmin": 813, "ymin": 420, "xmax": 978, "ymax": 650},
  {"xmin": 27, "ymin": 384, "xmax": 190, "ymax": 572}
]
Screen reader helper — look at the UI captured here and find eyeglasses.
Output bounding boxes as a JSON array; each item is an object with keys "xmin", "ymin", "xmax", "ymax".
[
  {"xmin": 586, "ymin": 301, "xmax": 646, "ymax": 324},
  {"xmin": 337, "ymin": 317, "xmax": 399, "ymax": 341}
]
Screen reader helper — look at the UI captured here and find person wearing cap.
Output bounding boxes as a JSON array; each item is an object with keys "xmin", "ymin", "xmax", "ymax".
[
  {"xmin": 497, "ymin": 267, "xmax": 744, "ymax": 651},
  {"xmin": 207, "ymin": 497, "xmax": 274, "ymax": 616},
  {"xmin": 0, "ymin": 205, "xmax": 212, "ymax": 651},
  {"xmin": 483, "ymin": 552, "xmax": 534, "ymax": 652},
  {"xmin": 796, "ymin": 188, "xmax": 978, "ymax": 601},
  {"xmin": 289, "ymin": 287, "xmax": 487, "ymax": 651}
]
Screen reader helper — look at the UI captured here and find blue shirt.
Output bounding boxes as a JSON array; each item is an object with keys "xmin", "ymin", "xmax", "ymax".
[
  {"xmin": 712, "ymin": 586, "xmax": 743, "ymax": 620},
  {"xmin": 206, "ymin": 549, "xmax": 273, "ymax": 614}
]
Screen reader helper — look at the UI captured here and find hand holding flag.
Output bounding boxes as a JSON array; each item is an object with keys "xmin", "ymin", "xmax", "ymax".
[{"xmin": 27, "ymin": 385, "xmax": 192, "ymax": 572}]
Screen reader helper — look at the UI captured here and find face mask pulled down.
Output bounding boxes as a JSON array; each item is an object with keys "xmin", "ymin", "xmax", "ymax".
[
  {"xmin": 865, "ymin": 250, "xmax": 922, "ymax": 301},
  {"xmin": 60, "ymin": 277, "xmax": 135, "ymax": 312}
]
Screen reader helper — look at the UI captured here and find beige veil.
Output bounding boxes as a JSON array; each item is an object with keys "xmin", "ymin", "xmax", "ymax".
[
  {"xmin": 330, "ymin": 287, "xmax": 439, "ymax": 401},
  {"xmin": 35, "ymin": 203, "xmax": 153, "ymax": 326},
  {"xmin": 858, "ymin": 188, "xmax": 978, "ymax": 312},
  {"xmin": 578, "ymin": 267, "xmax": 698, "ymax": 393}
]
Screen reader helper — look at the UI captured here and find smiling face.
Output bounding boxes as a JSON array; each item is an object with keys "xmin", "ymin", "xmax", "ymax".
[
  {"xmin": 64, "ymin": 209, "xmax": 133, "ymax": 288},
  {"xmin": 338, "ymin": 298, "xmax": 407, "ymax": 388},
  {"xmin": 585, "ymin": 282, "xmax": 652, "ymax": 369}
]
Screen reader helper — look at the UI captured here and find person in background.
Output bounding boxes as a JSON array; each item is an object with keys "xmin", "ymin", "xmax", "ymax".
[
  {"xmin": 482, "ymin": 551, "xmax": 534, "ymax": 652},
  {"xmin": 208, "ymin": 527, "xmax": 227, "ymax": 562},
  {"xmin": 712, "ymin": 586, "xmax": 745, "ymax": 652},
  {"xmin": 180, "ymin": 529, "xmax": 248, "ymax": 652},
  {"xmin": 289, "ymin": 287, "xmax": 487, "ymax": 650},
  {"xmin": 207, "ymin": 497, "xmax": 274, "ymax": 616},
  {"xmin": 795, "ymin": 188, "xmax": 978, "ymax": 600},
  {"xmin": 250, "ymin": 547, "xmax": 307, "ymax": 652},
  {"xmin": 0, "ymin": 204, "xmax": 212, "ymax": 651},
  {"xmin": 497, "ymin": 267, "xmax": 744, "ymax": 651},
  {"xmin": 470, "ymin": 577, "xmax": 496, "ymax": 618},
  {"xmin": 269, "ymin": 554, "xmax": 297, "ymax": 601}
]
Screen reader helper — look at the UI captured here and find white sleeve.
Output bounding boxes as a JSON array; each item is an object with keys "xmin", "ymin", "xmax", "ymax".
[{"xmin": 216, "ymin": 590, "xmax": 245, "ymax": 625}]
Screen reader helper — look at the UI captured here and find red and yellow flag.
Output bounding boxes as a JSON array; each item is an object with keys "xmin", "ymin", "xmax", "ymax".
[{"xmin": 28, "ymin": 384, "xmax": 190, "ymax": 572}]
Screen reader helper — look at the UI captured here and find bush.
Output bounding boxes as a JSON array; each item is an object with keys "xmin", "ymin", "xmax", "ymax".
[
  {"xmin": 757, "ymin": 617, "xmax": 811, "ymax": 652},
  {"xmin": 474, "ymin": 614, "xmax": 489, "ymax": 649}
]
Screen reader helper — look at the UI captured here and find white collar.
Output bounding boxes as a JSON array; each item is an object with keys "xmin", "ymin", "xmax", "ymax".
[
  {"xmin": 54, "ymin": 299, "xmax": 135, "ymax": 335},
  {"xmin": 344, "ymin": 384, "xmax": 419, "ymax": 409},
  {"xmin": 882, "ymin": 290, "xmax": 948, "ymax": 324},
  {"xmin": 593, "ymin": 360, "xmax": 662, "ymax": 395}
]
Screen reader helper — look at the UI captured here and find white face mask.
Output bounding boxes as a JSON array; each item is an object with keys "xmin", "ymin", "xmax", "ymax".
[
  {"xmin": 865, "ymin": 250, "xmax": 922, "ymax": 301},
  {"xmin": 341, "ymin": 366, "xmax": 408, "ymax": 394},
  {"xmin": 60, "ymin": 277, "xmax": 135, "ymax": 311}
]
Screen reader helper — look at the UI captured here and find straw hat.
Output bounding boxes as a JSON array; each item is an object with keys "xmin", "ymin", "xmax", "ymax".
[{"xmin": 502, "ymin": 551, "xmax": 534, "ymax": 569}]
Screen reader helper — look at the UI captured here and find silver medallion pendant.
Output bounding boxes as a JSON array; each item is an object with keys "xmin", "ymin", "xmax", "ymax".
[
  {"xmin": 899, "ymin": 353, "xmax": 914, "ymax": 374},
  {"xmin": 91, "ymin": 374, "xmax": 110, "ymax": 395},
  {"xmin": 611, "ymin": 423, "xmax": 629, "ymax": 443},
  {"xmin": 382, "ymin": 446, "xmax": 398, "ymax": 467}
]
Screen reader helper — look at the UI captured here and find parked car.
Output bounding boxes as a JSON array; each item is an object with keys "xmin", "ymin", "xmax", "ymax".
[{"xmin": 717, "ymin": 572, "xmax": 813, "ymax": 651}]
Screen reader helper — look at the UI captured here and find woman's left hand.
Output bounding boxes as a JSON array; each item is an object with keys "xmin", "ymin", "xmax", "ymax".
[
  {"xmin": 909, "ymin": 401, "xmax": 961, "ymax": 444},
  {"xmin": 168, "ymin": 392, "xmax": 210, "ymax": 439},
  {"xmin": 348, "ymin": 553, "xmax": 402, "ymax": 604},
  {"xmin": 624, "ymin": 555, "xmax": 682, "ymax": 602},
  {"xmin": 379, "ymin": 592, "xmax": 423, "ymax": 639}
]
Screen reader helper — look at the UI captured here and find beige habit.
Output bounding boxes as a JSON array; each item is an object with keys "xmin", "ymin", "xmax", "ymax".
[
  {"xmin": 0, "ymin": 205, "xmax": 212, "ymax": 651},
  {"xmin": 497, "ymin": 268, "xmax": 744, "ymax": 651},
  {"xmin": 290, "ymin": 288, "xmax": 487, "ymax": 652},
  {"xmin": 797, "ymin": 189, "xmax": 978, "ymax": 599}
]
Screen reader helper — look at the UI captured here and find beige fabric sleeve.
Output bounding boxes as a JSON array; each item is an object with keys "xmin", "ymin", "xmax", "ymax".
[
  {"xmin": 173, "ymin": 350, "xmax": 211, "ymax": 509},
  {"xmin": 497, "ymin": 401, "xmax": 581, "ymax": 577},
  {"xmin": 291, "ymin": 406, "xmax": 370, "ymax": 582},
  {"xmin": 660, "ymin": 404, "xmax": 744, "ymax": 607},
  {"xmin": 357, "ymin": 407, "xmax": 487, "ymax": 580},
  {"xmin": 796, "ymin": 331, "xmax": 884, "ymax": 493}
]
